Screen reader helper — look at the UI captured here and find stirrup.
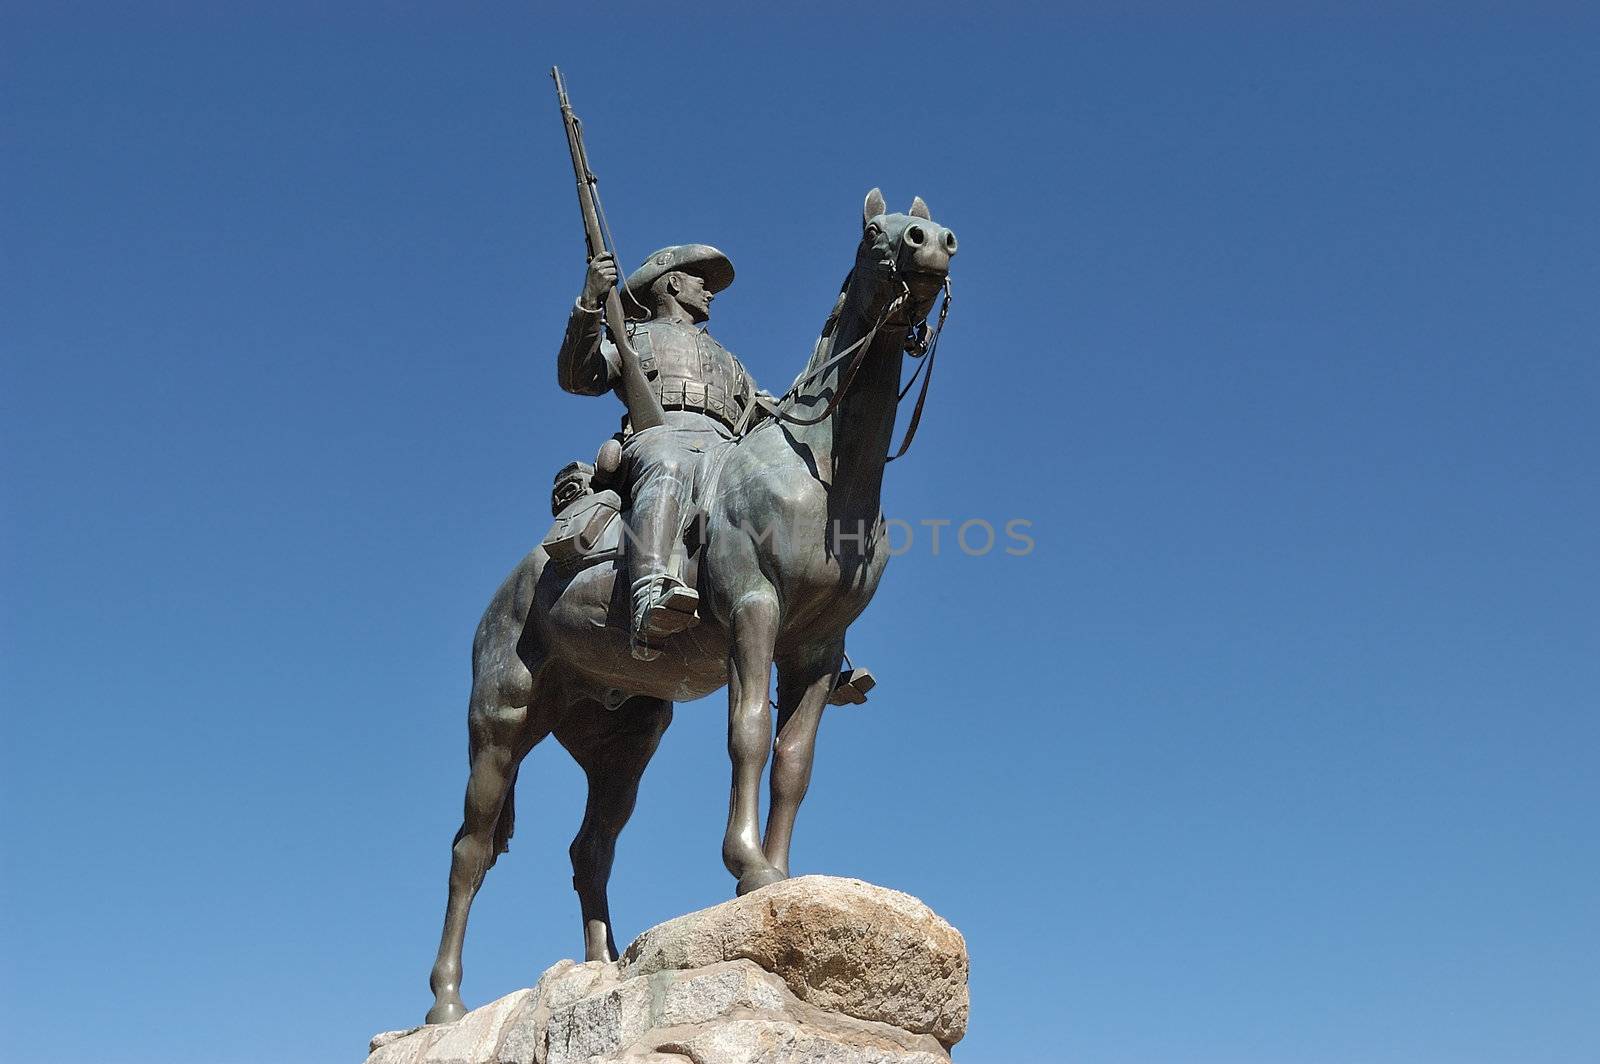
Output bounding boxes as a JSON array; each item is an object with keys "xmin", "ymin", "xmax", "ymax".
[{"xmin": 827, "ymin": 666, "xmax": 876, "ymax": 706}]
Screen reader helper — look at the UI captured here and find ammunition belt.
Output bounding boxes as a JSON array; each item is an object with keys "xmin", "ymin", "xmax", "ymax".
[{"xmin": 653, "ymin": 376, "xmax": 745, "ymax": 432}]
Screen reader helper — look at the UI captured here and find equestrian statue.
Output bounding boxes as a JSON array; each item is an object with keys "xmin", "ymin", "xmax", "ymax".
[{"xmin": 424, "ymin": 70, "xmax": 958, "ymax": 1025}]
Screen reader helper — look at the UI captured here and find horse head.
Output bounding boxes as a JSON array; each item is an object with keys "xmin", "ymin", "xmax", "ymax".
[{"xmin": 856, "ymin": 187, "xmax": 957, "ymax": 328}]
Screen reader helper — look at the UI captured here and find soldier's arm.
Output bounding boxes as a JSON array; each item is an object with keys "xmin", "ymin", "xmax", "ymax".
[
  {"xmin": 556, "ymin": 302, "xmax": 621, "ymax": 395},
  {"xmin": 556, "ymin": 254, "xmax": 622, "ymax": 396}
]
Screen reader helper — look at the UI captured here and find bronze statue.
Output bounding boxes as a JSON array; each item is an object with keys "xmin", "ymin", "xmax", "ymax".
[{"xmin": 424, "ymin": 71, "xmax": 957, "ymax": 1026}]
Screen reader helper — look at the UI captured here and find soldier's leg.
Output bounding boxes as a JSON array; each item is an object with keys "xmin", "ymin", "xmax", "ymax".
[{"xmin": 622, "ymin": 428, "xmax": 699, "ymax": 656}]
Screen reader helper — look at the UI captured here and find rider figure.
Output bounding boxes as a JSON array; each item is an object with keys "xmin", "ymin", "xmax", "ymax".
[{"xmin": 556, "ymin": 245, "xmax": 757, "ymax": 660}]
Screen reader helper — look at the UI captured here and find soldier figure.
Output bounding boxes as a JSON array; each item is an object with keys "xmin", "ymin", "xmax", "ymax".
[{"xmin": 556, "ymin": 244, "xmax": 758, "ymax": 659}]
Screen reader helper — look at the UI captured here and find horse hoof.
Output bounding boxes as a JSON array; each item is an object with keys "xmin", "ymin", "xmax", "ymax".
[
  {"xmin": 736, "ymin": 865, "xmax": 787, "ymax": 896},
  {"xmin": 425, "ymin": 1000, "xmax": 467, "ymax": 1025}
]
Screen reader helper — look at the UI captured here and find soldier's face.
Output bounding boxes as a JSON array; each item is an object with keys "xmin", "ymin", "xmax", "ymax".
[{"xmin": 673, "ymin": 271, "xmax": 714, "ymax": 323}]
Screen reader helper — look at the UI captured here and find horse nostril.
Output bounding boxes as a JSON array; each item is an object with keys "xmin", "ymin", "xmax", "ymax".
[
  {"xmin": 943, "ymin": 229, "xmax": 958, "ymax": 255},
  {"xmin": 904, "ymin": 225, "xmax": 926, "ymax": 247}
]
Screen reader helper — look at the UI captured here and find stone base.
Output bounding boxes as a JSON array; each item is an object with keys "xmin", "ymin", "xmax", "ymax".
[{"xmin": 367, "ymin": 876, "xmax": 968, "ymax": 1064}]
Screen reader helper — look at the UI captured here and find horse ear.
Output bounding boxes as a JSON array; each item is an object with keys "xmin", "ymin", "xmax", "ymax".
[
  {"xmin": 909, "ymin": 196, "xmax": 931, "ymax": 220},
  {"xmin": 863, "ymin": 187, "xmax": 887, "ymax": 226}
]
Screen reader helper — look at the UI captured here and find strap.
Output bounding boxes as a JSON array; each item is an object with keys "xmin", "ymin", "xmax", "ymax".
[
  {"xmin": 695, "ymin": 436, "xmax": 740, "ymax": 524},
  {"xmin": 886, "ymin": 278, "xmax": 950, "ymax": 462},
  {"xmin": 783, "ymin": 323, "xmax": 874, "ymax": 400},
  {"xmin": 756, "ymin": 287, "xmax": 910, "ymax": 432},
  {"xmin": 735, "ymin": 392, "xmax": 785, "ymax": 436},
  {"xmin": 729, "ymin": 275, "xmax": 950, "ymax": 463}
]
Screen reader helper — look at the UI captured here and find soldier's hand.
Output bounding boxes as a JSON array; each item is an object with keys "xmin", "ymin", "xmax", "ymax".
[{"xmin": 581, "ymin": 252, "xmax": 618, "ymax": 310}]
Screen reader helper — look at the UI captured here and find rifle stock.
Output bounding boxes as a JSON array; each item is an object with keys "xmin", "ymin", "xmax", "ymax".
[{"xmin": 552, "ymin": 67, "xmax": 664, "ymax": 431}]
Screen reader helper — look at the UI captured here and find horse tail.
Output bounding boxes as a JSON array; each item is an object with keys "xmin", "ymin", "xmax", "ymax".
[
  {"xmin": 461, "ymin": 553, "xmax": 550, "ymax": 865},
  {"xmin": 451, "ymin": 714, "xmax": 523, "ymax": 865},
  {"xmin": 451, "ymin": 723, "xmax": 480, "ymax": 850},
  {"xmin": 493, "ymin": 763, "xmax": 519, "ymax": 858}
]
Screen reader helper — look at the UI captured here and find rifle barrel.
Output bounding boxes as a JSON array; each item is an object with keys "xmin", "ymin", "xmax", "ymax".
[{"xmin": 549, "ymin": 67, "xmax": 664, "ymax": 431}]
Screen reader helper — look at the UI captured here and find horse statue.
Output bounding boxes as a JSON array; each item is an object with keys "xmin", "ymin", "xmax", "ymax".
[{"xmin": 425, "ymin": 188, "xmax": 957, "ymax": 1025}]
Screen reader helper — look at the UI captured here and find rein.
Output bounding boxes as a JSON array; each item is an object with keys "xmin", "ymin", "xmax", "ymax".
[
  {"xmin": 738, "ymin": 274, "xmax": 953, "ymax": 461},
  {"xmin": 887, "ymin": 277, "xmax": 950, "ymax": 462},
  {"xmin": 756, "ymin": 282, "xmax": 905, "ymax": 428}
]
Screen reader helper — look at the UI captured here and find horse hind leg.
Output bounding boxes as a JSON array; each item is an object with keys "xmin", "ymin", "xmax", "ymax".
[
  {"xmin": 557, "ymin": 696, "xmax": 673, "ymax": 962},
  {"xmin": 425, "ymin": 679, "xmax": 549, "ymax": 1025}
]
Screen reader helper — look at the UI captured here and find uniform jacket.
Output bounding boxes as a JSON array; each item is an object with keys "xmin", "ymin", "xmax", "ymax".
[{"xmin": 557, "ymin": 303, "xmax": 756, "ymax": 433}]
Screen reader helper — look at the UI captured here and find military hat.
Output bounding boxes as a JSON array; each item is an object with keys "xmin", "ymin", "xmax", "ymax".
[{"xmin": 623, "ymin": 244, "xmax": 735, "ymax": 310}]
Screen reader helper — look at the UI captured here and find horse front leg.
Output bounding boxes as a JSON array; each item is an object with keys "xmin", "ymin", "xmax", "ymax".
[
  {"xmin": 765, "ymin": 641, "xmax": 843, "ymax": 877},
  {"xmin": 723, "ymin": 587, "xmax": 787, "ymax": 896}
]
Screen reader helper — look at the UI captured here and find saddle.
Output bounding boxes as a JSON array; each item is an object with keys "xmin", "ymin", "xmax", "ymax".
[{"xmin": 538, "ymin": 439, "xmax": 874, "ymax": 707}]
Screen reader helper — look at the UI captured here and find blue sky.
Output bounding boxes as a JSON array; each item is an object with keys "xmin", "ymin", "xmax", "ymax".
[{"xmin": 3, "ymin": 5, "xmax": 1597, "ymax": 1063}]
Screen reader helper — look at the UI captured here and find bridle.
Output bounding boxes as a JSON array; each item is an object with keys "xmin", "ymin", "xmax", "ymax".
[
  {"xmin": 737, "ymin": 252, "xmax": 953, "ymax": 461},
  {"xmin": 886, "ymin": 273, "xmax": 951, "ymax": 462}
]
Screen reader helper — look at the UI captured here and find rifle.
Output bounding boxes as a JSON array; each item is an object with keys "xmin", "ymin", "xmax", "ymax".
[{"xmin": 551, "ymin": 67, "xmax": 665, "ymax": 432}]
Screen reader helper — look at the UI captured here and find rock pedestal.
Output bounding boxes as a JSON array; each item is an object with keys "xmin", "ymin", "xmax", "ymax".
[{"xmin": 367, "ymin": 876, "xmax": 968, "ymax": 1064}]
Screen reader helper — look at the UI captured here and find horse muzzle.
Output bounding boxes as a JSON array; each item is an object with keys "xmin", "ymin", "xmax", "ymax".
[{"xmin": 901, "ymin": 222, "xmax": 957, "ymax": 274}]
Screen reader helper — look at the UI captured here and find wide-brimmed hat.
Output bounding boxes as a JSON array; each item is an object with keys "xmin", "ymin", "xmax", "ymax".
[{"xmin": 623, "ymin": 244, "xmax": 735, "ymax": 314}]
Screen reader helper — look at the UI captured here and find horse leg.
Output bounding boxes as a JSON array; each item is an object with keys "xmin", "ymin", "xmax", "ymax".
[
  {"xmin": 426, "ymin": 687, "xmax": 547, "ymax": 1025},
  {"xmin": 723, "ymin": 588, "xmax": 787, "ymax": 895},
  {"xmin": 764, "ymin": 642, "xmax": 843, "ymax": 877},
  {"xmin": 556, "ymin": 697, "xmax": 673, "ymax": 962}
]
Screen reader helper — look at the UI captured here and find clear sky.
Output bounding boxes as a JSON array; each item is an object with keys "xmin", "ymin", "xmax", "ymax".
[{"xmin": 3, "ymin": 5, "xmax": 1597, "ymax": 1063}]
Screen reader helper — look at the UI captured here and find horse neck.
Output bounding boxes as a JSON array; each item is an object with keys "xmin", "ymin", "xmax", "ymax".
[{"xmin": 789, "ymin": 270, "xmax": 905, "ymax": 513}]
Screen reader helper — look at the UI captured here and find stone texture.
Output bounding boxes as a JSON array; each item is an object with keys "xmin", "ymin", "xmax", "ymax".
[
  {"xmin": 659, "ymin": 1017, "xmax": 951, "ymax": 1063},
  {"xmin": 536, "ymin": 959, "xmax": 619, "ymax": 1013},
  {"xmin": 425, "ymin": 990, "xmax": 535, "ymax": 1064},
  {"xmin": 372, "ymin": 1027, "xmax": 424, "ymax": 1053},
  {"xmin": 367, "ymin": 991, "xmax": 533, "ymax": 1064},
  {"xmin": 546, "ymin": 976, "xmax": 650, "ymax": 1064},
  {"xmin": 656, "ymin": 960, "xmax": 790, "ymax": 1027},
  {"xmin": 543, "ymin": 960, "xmax": 796, "ymax": 1064},
  {"xmin": 364, "ymin": 877, "xmax": 967, "ymax": 1064},
  {"xmin": 621, "ymin": 876, "xmax": 968, "ymax": 1046},
  {"xmin": 490, "ymin": 988, "xmax": 549, "ymax": 1064}
]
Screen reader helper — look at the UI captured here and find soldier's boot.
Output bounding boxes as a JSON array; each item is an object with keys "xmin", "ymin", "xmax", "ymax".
[
  {"xmin": 625, "ymin": 492, "xmax": 699, "ymax": 662},
  {"xmin": 630, "ymin": 575, "xmax": 700, "ymax": 660}
]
